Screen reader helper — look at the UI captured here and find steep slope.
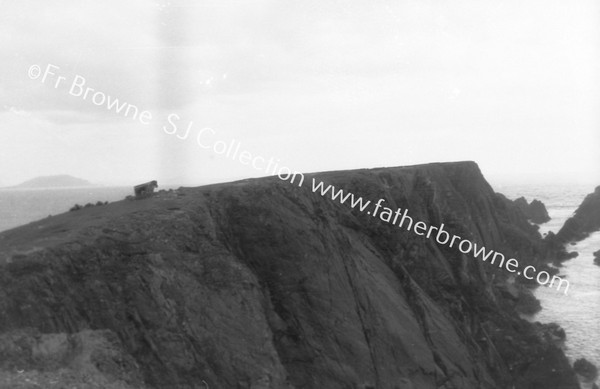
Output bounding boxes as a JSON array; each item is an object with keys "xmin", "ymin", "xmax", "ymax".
[
  {"xmin": 556, "ymin": 185, "xmax": 600, "ymax": 243},
  {"xmin": 0, "ymin": 162, "xmax": 577, "ymax": 389}
]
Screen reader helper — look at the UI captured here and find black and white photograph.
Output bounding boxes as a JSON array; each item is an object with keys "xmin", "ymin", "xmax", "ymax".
[{"xmin": 0, "ymin": 1, "xmax": 599, "ymax": 388}]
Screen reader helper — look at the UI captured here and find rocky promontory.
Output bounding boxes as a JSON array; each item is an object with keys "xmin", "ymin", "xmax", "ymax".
[
  {"xmin": 513, "ymin": 197, "xmax": 551, "ymax": 224},
  {"xmin": 556, "ymin": 186, "xmax": 600, "ymax": 243},
  {"xmin": 0, "ymin": 162, "xmax": 578, "ymax": 388}
]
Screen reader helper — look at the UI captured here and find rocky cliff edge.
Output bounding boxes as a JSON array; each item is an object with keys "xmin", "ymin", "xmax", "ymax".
[{"xmin": 0, "ymin": 161, "xmax": 578, "ymax": 389}]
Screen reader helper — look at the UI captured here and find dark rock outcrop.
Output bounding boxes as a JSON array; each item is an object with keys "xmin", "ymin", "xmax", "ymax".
[
  {"xmin": 513, "ymin": 197, "xmax": 551, "ymax": 224},
  {"xmin": 557, "ymin": 186, "xmax": 600, "ymax": 243},
  {"xmin": 543, "ymin": 231, "xmax": 579, "ymax": 263},
  {"xmin": 0, "ymin": 161, "xmax": 578, "ymax": 388},
  {"xmin": 574, "ymin": 358, "xmax": 599, "ymax": 385},
  {"xmin": 594, "ymin": 250, "xmax": 600, "ymax": 266}
]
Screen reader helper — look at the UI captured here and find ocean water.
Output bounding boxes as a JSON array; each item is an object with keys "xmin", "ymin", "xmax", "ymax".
[
  {"xmin": 497, "ymin": 183, "xmax": 600, "ymax": 386},
  {"xmin": 0, "ymin": 187, "xmax": 133, "ymax": 233}
]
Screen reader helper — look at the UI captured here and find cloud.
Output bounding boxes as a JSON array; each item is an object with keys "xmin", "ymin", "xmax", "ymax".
[
  {"xmin": 1, "ymin": 0, "xmax": 157, "ymax": 123},
  {"xmin": 1, "ymin": 0, "xmax": 599, "ymax": 185}
]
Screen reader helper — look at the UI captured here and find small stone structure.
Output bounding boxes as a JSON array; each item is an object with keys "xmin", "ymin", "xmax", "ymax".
[{"xmin": 134, "ymin": 180, "xmax": 158, "ymax": 199}]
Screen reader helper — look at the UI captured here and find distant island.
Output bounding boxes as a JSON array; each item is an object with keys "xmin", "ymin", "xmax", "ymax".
[{"xmin": 11, "ymin": 175, "xmax": 93, "ymax": 189}]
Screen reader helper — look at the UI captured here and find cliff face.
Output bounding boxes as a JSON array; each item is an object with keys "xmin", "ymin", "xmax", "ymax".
[
  {"xmin": 556, "ymin": 186, "xmax": 600, "ymax": 243},
  {"xmin": 0, "ymin": 162, "xmax": 577, "ymax": 389}
]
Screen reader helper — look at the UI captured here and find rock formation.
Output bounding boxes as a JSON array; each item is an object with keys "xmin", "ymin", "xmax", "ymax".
[
  {"xmin": 557, "ymin": 186, "xmax": 600, "ymax": 243},
  {"xmin": 0, "ymin": 161, "xmax": 579, "ymax": 388},
  {"xmin": 574, "ymin": 358, "xmax": 599, "ymax": 386},
  {"xmin": 513, "ymin": 197, "xmax": 550, "ymax": 224}
]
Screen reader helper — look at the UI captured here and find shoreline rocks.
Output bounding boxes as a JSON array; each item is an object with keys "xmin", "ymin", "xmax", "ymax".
[
  {"xmin": 574, "ymin": 358, "xmax": 599, "ymax": 386},
  {"xmin": 543, "ymin": 231, "xmax": 579, "ymax": 264}
]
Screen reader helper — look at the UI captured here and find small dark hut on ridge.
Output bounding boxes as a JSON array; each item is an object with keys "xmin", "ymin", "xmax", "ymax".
[{"xmin": 134, "ymin": 180, "xmax": 158, "ymax": 199}]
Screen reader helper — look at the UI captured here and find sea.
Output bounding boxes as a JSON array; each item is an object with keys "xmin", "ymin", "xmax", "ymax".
[
  {"xmin": 0, "ymin": 187, "xmax": 134, "ymax": 232},
  {"xmin": 0, "ymin": 184, "xmax": 598, "ymax": 385},
  {"xmin": 497, "ymin": 183, "xmax": 600, "ymax": 387}
]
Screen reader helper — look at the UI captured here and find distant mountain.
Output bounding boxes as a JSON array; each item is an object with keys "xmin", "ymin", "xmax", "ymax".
[{"xmin": 14, "ymin": 175, "xmax": 93, "ymax": 188}]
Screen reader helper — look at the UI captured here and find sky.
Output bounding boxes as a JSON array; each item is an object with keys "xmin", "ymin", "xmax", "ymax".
[{"xmin": 1, "ymin": 0, "xmax": 599, "ymax": 188}]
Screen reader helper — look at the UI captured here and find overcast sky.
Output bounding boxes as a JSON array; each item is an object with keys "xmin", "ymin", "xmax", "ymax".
[{"xmin": 1, "ymin": 0, "xmax": 599, "ymax": 188}]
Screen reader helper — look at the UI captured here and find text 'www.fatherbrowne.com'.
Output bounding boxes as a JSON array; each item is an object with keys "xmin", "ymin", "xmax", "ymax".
[
  {"xmin": 309, "ymin": 178, "xmax": 569, "ymax": 295},
  {"xmin": 27, "ymin": 62, "xmax": 568, "ymax": 295}
]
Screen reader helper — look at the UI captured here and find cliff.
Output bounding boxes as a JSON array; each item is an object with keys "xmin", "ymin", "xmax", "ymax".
[
  {"xmin": 556, "ymin": 186, "xmax": 600, "ymax": 243},
  {"xmin": 0, "ymin": 162, "xmax": 578, "ymax": 389}
]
